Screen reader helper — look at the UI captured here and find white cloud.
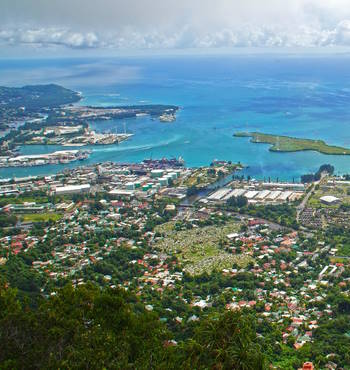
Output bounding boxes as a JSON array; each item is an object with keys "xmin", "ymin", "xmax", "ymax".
[
  {"xmin": 0, "ymin": 28, "xmax": 101, "ymax": 49},
  {"xmin": 3, "ymin": 1, "xmax": 350, "ymax": 51},
  {"xmin": 4, "ymin": 24, "xmax": 350, "ymax": 51},
  {"xmin": 334, "ymin": 20, "xmax": 350, "ymax": 44}
]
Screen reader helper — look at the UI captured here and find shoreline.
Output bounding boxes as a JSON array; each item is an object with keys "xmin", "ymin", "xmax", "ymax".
[{"xmin": 234, "ymin": 132, "xmax": 350, "ymax": 156}]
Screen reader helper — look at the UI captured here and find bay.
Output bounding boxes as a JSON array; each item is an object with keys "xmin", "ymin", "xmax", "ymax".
[{"xmin": 1, "ymin": 54, "xmax": 350, "ymax": 180}]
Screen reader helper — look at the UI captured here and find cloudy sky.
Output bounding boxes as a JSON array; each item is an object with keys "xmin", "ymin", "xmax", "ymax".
[{"xmin": 2, "ymin": 0, "xmax": 350, "ymax": 56}]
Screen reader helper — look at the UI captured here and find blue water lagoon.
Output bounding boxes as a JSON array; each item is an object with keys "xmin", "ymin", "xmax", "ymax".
[{"xmin": 1, "ymin": 54, "xmax": 350, "ymax": 180}]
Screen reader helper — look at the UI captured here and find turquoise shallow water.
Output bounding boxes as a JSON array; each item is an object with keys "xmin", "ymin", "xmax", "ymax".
[{"xmin": 1, "ymin": 55, "xmax": 350, "ymax": 180}]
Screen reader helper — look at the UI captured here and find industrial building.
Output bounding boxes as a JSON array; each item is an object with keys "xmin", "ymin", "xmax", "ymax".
[
  {"xmin": 206, "ymin": 182, "xmax": 305, "ymax": 205},
  {"xmin": 320, "ymin": 195, "xmax": 340, "ymax": 205},
  {"xmin": 55, "ymin": 184, "xmax": 91, "ymax": 195}
]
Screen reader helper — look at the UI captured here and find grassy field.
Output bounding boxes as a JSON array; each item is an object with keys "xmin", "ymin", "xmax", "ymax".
[
  {"xmin": 20, "ymin": 213, "xmax": 62, "ymax": 223},
  {"xmin": 154, "ymin": 221, "xmax": 253, "ymax": 275},
  {"xmin": 0, "ymin": 196, "xmax": 49, "ymax": 207},
  {"xmin": 234, "ymin": 132, "xmax": 350, "ymax": 155},
  {"xmin": 309, "ymin": 183, "xmax": 350, "ymax": 209},
  {"xmin": 338, "ymin": 244, "xmax": 350, "ymax": 257}
]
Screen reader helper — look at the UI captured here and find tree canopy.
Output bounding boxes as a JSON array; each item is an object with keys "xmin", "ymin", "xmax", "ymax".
[{"xmin": 0, "ymin": 284, "xmax": 267, "ymax": 369}]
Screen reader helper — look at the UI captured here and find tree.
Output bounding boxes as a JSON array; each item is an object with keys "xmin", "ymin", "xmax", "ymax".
[
  {"xmin": 174, "ymin": 310, "xmax": 267, "ymax": 370},
  {"xmin": 0, "ymin": 285, "xmax": 269, "ymax": 369},
  {"xmin": 0, "ymin": 284, "xmax": 168, "ymax": 369},
  {"xmin": 301, "ymin": 174, "xmax": 315, "ymax": 183},
  {"xmin": 338, "ymin": 296, "xmax": 350, "ymax": 314},
  {"xmin": 301, "ymin": 164, "xmax": 335, "ymax": 183},
  {"xmin": 227, "ymin": 196, "xmax": 248, "ymax": 209}
]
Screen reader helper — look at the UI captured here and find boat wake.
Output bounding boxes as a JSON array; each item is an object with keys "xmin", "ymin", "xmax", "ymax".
[{"xmin": 91, "ymin": 135, "xmax": 182, "ymax": 153}]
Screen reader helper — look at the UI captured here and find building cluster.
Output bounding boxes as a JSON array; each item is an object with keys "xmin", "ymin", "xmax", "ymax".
[
  {"xmin": 0, "ymin": 233, "xmax": 39, "ymax": 256},
  {"xmin": 220, "ymin": 225, "xmax": 349, "ymax": 352},
  {"xmin": 205, "ymin": 180, "xmax": 305, "ymax": 204},
  {"xmin": 0, "ymin": 159, "xmax": 188, "ymax": 198},
  {"xmin": 1, "ymin": 161, "xmax": 350, "ymax": 369},
  {"xmin": 27, "ymin": 124, "xmax": 133, "ymax": 146},
  {"xmin": 8, "ymin": 194, "xmax": 166, "ymax": 281},
  {"xmin": 65, "ymin": 105, "xmax": 147, "ymax": 119},
  {"xmin": 300, "ymin": 177, "xmax": 350, "ymax": 229},
  {"xmin": 0, "ymin": 149, "xmax": 90, "ymax": 168},
  {"xmin": 106, "ymin": 166, "xmax": 187, "ymax": 200}
]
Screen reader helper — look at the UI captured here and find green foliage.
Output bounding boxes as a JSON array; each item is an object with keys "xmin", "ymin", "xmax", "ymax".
[
  {"xmin": 244, "ymin": 203, "xmax": 298, "ymax": 228},
  {"xmin": 235, "ymin": 132, "xmax": 350, "ymax": 156},
  {"xmin": 338, "ymin": 296, "xmax": 350, "ymax": 314},
  {"xmin": 304, "ymin": 316, "xmax": 350, "ymax": 368},
  {"xmin": 20, "ymin": 213, "xmax": 62, "ymax": 223},
  {"xmin": 174, "ymin": 310, "xmax": 267, "ymax": 370},
  {"xmin": 0, "ymin": 284, "xmax": 267, "ymax": 370},
  {"xmin": 0, "ymin": 84, "xmax": 81, "ymax": 111},
  {"xmin": 0, "ymin": 214, "xmax": 17, "ymax": 227},
  {"xmin": 0, "ymin": 257, "xmax": 44, "ymax": 297},
  {"xmin": 0, "ymin": 284, "xmax": 168, "ymax": 369},
  {"xmin": 301, "ymin": 164, "xmax": 334, "ymax": 183},
  {"xmin": 227, "ymin": 195, "xmax": 248, "ymax": 208}
]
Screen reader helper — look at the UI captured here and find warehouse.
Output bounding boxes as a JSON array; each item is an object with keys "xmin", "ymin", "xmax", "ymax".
[
  {"xmin": 222, "ymin": 189, "xmax": 239, "ymax": 201},
  {"xmin": 244, "ymin": 191, "xmax": 259, "ymax": 200},
  {"xmin": 320, "ymin": 195, "xmax": 340, "ymax": 205},
  {"xmin": 255, "ymin": 190, "xmax": 271, "ymax": 200},
  {"xmin": 277, "ymin": 191, "xmax": 293, "ymax": 201},
  {"xmin": 207, "ymin": 188, "xmax": 231, "ymax": 201},
  {"xmin": 266, "ymin": 191, "xmax": 282, "ymax": 201},
  {"xmin": 55, "ymin": 184, "xmax": 91, "ymax": 195}
]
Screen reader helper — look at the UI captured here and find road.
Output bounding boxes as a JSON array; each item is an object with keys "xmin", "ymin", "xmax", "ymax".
[
  {"xmin": 296, "ymin": 185, "xmax": 314, "ymax": 222},
  {"xmin": 296, "ymin": 174, "xmax": 326, "ymax": 222}
]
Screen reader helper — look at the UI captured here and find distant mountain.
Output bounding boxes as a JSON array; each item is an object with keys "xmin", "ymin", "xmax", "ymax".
[{"xmin": 0, "ymin": 84, "xmax": 81, "ymax": 111}]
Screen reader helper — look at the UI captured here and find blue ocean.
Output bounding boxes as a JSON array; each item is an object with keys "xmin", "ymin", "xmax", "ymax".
[{"xmin": 1, "ymin": 54, "xmax": 350, "ymax": 180}]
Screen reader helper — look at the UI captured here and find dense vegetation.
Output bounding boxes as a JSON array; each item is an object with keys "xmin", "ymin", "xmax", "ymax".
[
  {"xmin": 2, "ymin": 187, "xmax": 350, "ymax": 368},
  {"xmin": 0, "ymin": 84, "xmax": 81, "ymax": 111},
  {"xmin": 245, "ymin": 203, "xmax": 298, "ymax": 228},
  {"xmin": 227, "ymin": 195, "xmax": 248, "ymax": 208},
  {"xmin": 301, "ymin": 164, "xmax": 335, "ymax": 183},
  {"xmin": 225, "ymin": 199, "xmax": 298, "ymax": 229},
  {"xmin": 0, "ymin": 284, "xmax": 267, "ymax": 369},
  {"xmin": 0, "ymin": 213, "xmax": 17, "ymax": 227},
  {"xmin": 234, "ymin": 132, "xmax": 350, "ymax": 155}
]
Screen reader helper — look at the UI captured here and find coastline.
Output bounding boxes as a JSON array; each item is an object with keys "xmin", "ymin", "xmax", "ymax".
[{"xmin": 234, "ymin": 132, "xmax": 350, "ymax": 156}]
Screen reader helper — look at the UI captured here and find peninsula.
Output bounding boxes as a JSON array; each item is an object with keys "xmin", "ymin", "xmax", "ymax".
[
  {"xmin": 234, "ymin": 132, "xmax": 350, "ymax": 155},
  {"xmin": 0, "ymin": 84, "xmax": 81, "ymax": 130},
  {"xmin": 0, "ymin": 84, "xmax": 179, "ymax": 166}
]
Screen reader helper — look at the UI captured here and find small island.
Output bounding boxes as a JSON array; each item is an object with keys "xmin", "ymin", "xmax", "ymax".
[{"xmin": 234, "ymin": 132, "xmax": 350, "ymax": 155}]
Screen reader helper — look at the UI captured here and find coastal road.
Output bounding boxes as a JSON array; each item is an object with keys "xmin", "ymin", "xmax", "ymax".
[
  {"xmin": 296, "ymin": 186, "xmax": 314, "ymax": 222},
  {"xmin": 296, "ymin": 174, "xmax": 326, "ymax": 222}
]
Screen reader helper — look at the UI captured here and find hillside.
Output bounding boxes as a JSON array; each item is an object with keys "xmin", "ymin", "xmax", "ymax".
[{"xmin": 0, "ymin": 84, "xmax": 81, "ymax": 111}]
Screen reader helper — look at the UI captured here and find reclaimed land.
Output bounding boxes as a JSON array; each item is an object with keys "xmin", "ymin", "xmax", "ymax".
[{"xmin": 234, "ymin": 132, "xmax": 350, "ymax": 155}]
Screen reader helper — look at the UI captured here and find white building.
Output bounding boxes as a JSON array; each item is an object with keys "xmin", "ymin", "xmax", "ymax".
[
  {"xmin": 320, "ymin": 195, "xmax": 340, "ymax": 205},
  {"xmin": 55, "ymin": 184, "xmax": 90, "ymax": 195}
]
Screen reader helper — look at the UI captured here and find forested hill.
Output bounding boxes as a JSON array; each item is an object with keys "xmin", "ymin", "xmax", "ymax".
[
  {"xmin": 0, "ymin": 84, "xmax": 81, "ymax": 111},
  {"xmin": 0, "ymin": 283, "xmax": 267, "ymax": 369}
]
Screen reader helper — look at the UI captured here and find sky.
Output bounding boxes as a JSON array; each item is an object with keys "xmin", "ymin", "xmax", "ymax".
[{"xmin": 2, "ymin": 0, "xmax": 350, "ymax": 56}]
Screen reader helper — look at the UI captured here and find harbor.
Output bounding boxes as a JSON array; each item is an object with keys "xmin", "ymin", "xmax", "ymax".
[{"xmin": 0, "ymin": 149, "xmax": 91, "ymax": 168}]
